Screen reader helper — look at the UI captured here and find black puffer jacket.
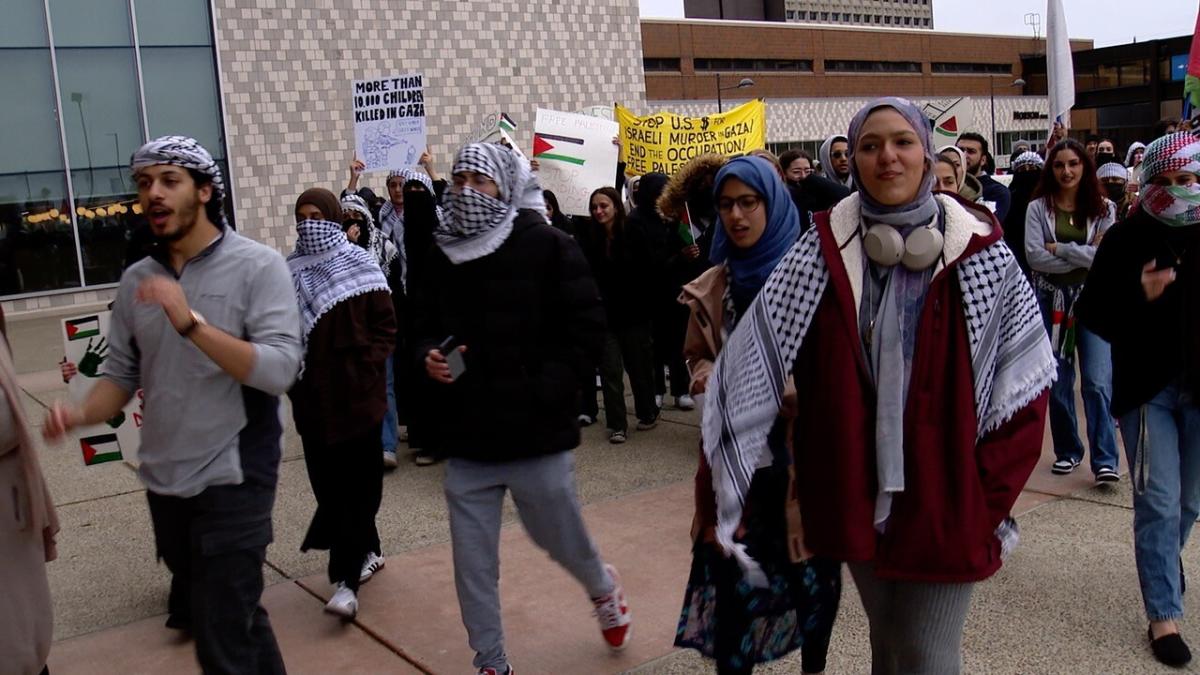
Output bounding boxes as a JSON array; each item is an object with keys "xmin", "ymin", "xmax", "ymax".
[{"xmin": 413, "ymin": 210, "xmax": 606, "ymax": 461}]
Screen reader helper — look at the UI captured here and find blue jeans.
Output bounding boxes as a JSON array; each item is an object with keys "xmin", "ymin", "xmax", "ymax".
[
  {"xmin": 381, "ymin": 358, "xmax": 399, "ymax": 453},
  {"xmin": 1119, "ymin": 381, "xmax": 1200, "ymax": 622},
  {"xmin": 1036, "ymin": 289, "xmax": 1119, "ymax": 472}
]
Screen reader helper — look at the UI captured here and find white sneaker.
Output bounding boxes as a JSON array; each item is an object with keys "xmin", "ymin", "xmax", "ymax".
[
  {"xmin": 675, "ymin": 394, "xmax": 695, "ymax": 410},
  {"xmin": 359, "ymin": 552, "xmax": 385, "ymax": 583},
  {"xmin": 324, "ymin": 582, "xmax": 358, "ymax": 618},
  {"xmin": 382, "ymin": 449, "xmax": 399, "ymax": 469}
]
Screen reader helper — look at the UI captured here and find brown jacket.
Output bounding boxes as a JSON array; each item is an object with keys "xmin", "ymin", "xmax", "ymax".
[{"xmin": 678, "ymin": 265, "xmax": 809, "ymax": 562}]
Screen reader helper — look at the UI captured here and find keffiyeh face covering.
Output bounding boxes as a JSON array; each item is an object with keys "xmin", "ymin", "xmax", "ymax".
[{"xmin": 1141, "ymin": 131, "xmax": 1200, "ymax": 229}]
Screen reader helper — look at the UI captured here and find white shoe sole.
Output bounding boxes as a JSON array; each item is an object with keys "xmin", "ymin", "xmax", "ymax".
[{"xmin": 324, "ymin": 601, "xmax": 357, "ymax": 619}]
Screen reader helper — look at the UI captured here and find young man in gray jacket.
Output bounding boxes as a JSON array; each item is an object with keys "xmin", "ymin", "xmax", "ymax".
[{"xmin": 45, "ymin": 136, "xmax": 302, "ymax": 674}]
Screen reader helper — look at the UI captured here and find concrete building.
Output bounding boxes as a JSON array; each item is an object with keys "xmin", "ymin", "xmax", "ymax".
[
  {"xmin": 642, "ymin": 18, "xmax": 1093, "ymax": 162},
  {"xmin": 684, "ymin": 0, "xmax": 934, "ymax": 29},
  {"xmin": 1, "ymin": 0, "xmax": 647, "ymax": 314}
]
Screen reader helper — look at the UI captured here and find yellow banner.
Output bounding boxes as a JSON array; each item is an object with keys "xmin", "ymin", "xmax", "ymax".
[{"xmin": 615, "ymin": 99, "xmax": 767, "ymax": 175}]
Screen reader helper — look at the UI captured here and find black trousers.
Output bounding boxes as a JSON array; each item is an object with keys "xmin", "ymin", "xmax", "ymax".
[
  {"xmin": 652, "ymin": 299, "xmax": 690, "ymax": 398},
  {"xmin": 147, "ymin": 483, "xmax": 285, "ymax": 675},
  {"xmin": 299, "ymin": 423, "xmax": 384, "ymax": 591}
]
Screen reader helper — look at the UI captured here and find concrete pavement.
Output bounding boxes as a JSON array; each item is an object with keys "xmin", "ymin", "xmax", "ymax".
[{"xmin": 10, "ymin": 308, "xmax": 1196, "ymax": 673}]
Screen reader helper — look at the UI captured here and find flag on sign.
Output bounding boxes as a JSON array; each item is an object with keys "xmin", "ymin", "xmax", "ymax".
[
  {"xmin": 80, "ymin": 433, "xmax": 122, "ymax": 466},
  {"xmin": 65, "ymin": 315, "xmax": 101, "ymax": 341},
  {"xmin": 499, "ymin": 113, "xmax": 517, "ymax": 133},
  {"xmin": 1046, "ymin": 0, "xmax": 1076, "ymax": 137},
  {"xmin": 1183, "ymin": 3, "xmax": 1200, "ymax": 120},
  {"xmin": 533, "ymin": 132, "xmax": 588, "ymax": 165}
]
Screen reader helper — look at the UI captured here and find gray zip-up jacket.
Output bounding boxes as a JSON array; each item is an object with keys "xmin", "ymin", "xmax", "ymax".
[
  {"xmin": 1024, "ymin": 196, "xmax": 1116, "ymax": 274},
  {"xmin": 103, "ymin": 228, "xmax": 302, "ymax": 497}
]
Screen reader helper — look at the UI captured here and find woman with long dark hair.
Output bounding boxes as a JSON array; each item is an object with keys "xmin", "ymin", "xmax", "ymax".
[
  {"xmin": 578, "ymin": 186, "xmax": 659, "ymax": 443},
  {"xmin": 1025, "ymin": 139, "xmax": 1120, "ymax": 482}
]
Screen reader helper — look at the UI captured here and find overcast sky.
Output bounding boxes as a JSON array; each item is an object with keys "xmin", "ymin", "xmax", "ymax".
[{"xmin": 638, "ymin": 0, "xmax": 1197, "ymax": 47}]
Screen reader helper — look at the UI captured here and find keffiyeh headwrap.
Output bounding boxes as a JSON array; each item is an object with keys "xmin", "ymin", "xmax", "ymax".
[
  {"xmin": 1097, "ymin": 162, "xmax": 1129, "ymax": 181},
  {"xmin": 288, "ymin": 196, "xmax": 390, "ymax": 347},
  {"xmin": 435, "ymin": 143, "xmax": 546, "ymax": 264},
  {"xmin": 1141, "ymin": 131, "xmax": 1200, "ymax": 228},
  {"xmin": 1125, "ymin": 142, "xmax": 1147, "ymax": 168},
  {"xmin": 1011, "ymin": 151, "xmax": 1045, "ymax": 172},
  {"xmin": 130, "ymin": 135, "xmax": 228, "ymax": 229},
  {"xmin": 341, "ymin": 193, "xmax": 398, "ymax": 275}
]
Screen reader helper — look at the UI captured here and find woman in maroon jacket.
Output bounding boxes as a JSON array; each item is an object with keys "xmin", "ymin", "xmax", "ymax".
[{"xmin": 701, "ymin": 98, "xmax": 1054, "ymax": 672}]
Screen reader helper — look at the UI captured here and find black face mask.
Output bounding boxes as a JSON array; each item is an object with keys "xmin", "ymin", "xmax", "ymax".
[
  {"xmin": 1095, "ymin": 152, "xmax": 1117, "ymax": 168},
  {"xmin": 1104, "ymin": 182, "xmax": 1127, "ymax": 202}
]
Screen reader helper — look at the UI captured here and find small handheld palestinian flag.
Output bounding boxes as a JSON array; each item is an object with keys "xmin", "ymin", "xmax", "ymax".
[
  {"xmin": 65, "ymin": 315, "xmax": 101, "ymax": 341},
  {"xmin": 498, "ymin": 113, "xmax": 517, "ymax": 134},
  {"xmin": 80, "ymin": 433, "xmax": 122, "ymax": 466}
]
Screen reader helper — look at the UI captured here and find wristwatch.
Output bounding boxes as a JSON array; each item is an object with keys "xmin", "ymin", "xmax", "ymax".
[{"xmin": 179, "ymin": 309, "xmax": 207, "ymax": 337}]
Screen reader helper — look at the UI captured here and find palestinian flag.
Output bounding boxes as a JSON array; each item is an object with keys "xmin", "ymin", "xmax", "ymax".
[
  {"xmin": 935, "ymin": 116, "xmax": 959, "ymax": 138},
  {"xmin": 499, "ymin": 113, "xmax": 517, "ymax": 133},
  {"xmin": 80, "ymin": 433, "xmax": 122, "ymax": 466},
  {"xmin": 533, "ymin": 133, "xmax": 587, "ymax": 166},
  {"xmin": 65, "ymin": 315, "xmax": 100, "ymax": 341}
]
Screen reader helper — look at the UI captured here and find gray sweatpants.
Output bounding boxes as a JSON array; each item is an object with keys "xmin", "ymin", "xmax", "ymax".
[
  {"xmin": 848, "ymin": 562, "xmax": 976, "ymax": 675},
  {"xmin": 444, "ymin": 451, "xmax": 614, "ymax": 670}
]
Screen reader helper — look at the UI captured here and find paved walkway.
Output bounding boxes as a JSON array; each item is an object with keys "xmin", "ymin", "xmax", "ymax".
[{"xmin": 11, "ymin": 309, "xmax": 1199, "ymax": 674}]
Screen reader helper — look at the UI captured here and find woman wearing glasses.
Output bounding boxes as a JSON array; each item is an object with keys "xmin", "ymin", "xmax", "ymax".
[{"xmin": 696, "ymin": 98, "xmax": 1054, "ymax": 672}]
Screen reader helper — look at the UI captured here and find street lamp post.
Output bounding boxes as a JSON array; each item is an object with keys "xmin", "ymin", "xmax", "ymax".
[
  {"xmin": 716, "ymin": 75, "xmax": 755, "ymax": 114},
  {"xmin": 990, "ymin": 76, "xmax": 1027, "ymax": 159}
]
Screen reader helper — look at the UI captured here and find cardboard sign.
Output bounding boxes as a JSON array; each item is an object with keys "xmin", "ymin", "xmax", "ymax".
[
  {"xmin": 353, "ymin": 73, "xmax": 427, "ymax": 172},
  {"xmin": 922, "ymin": 97, "xmax": 976, "ymax": 146},
  {"xmin": 61, "ymin": 311, "xmax": 143, "ymax": 466},
  {"xmin": 616, "ymin": 99, "xmax": 767, "ymax": 175},
  {"xmin": 533, "ymin": 108, "xmax": 620, "ymax": 217}
]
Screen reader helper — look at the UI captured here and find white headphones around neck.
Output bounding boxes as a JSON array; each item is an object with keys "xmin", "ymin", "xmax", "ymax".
[{"xmin": 863, "ymin": 222, "xmax": 945, "ymax": 271}]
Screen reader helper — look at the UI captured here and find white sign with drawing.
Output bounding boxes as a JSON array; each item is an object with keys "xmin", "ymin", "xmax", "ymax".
[
  {"xmin": 61, "ymin": 311, "xmax": 143, "ymax": 466},
  {"xmin": 533, "ymin": 108, "xmax": 619, "ymax": 217},
  {"xmin": 353, "ymin": 73, "xmax": 427, "ymax": 172}
]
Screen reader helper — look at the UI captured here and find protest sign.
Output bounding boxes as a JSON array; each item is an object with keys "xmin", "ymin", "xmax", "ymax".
[
  {"xmin": 922, "ymin": 97, "xmax": 975, "ymax": 145},
  {"xmin": 61, "ymin": 311, "xmax": 143, "ymax": 466},
  {"xmin": 615, "ymin": 99, "xmax": 766, "ymax": 175},
  {"xmin": 533, "ymin": 108, "xmax": 620, "ymax": 216},
  {"xmin": 466, "ymin": 112, "xmax": 526, "ymax": 159},
  {"xmin": 353, "ymin": 73, "xmax": 427, "ymax": 172}
]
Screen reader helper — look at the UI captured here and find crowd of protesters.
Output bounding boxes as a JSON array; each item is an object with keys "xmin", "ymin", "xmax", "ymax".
[{"xmin": 7, "ymin": 101, "xmax": 1197, "ymax": 675}]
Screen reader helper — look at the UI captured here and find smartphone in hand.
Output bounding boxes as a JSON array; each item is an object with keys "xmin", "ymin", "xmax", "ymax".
[{"xmin": 439, "ymin": 335, "xmax": 466, "ymax": 382}]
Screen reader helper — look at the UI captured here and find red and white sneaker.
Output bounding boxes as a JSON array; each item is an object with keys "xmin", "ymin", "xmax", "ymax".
[
  {"xmin": 477, "ymin": 666, "xmax": 512, "ymax": 675},
  {"xmin": 592, "ymin": 563, "xmax": 631, "ymax": 650}
]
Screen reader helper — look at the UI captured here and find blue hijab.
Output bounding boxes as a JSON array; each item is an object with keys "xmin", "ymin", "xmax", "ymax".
[{"xmin": 709, "ymin": 155, "xmax": 802, "ymax": 310}]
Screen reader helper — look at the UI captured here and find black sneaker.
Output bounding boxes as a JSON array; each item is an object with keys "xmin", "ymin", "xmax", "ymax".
[
  {"xmin": 1150, "ymin": 626, "xmax": 1193, "ymax": 667},
  {"xmin": 1096, "ymin": 467, "xmax": 1120, "ymax": 484},
  {"xmin": 1051, "ymin": 458, "xmax": 1081, "ymax": 475},
  {"xmin": 636, "ymin": 416, "xmax": 659, "ymax": 431}
]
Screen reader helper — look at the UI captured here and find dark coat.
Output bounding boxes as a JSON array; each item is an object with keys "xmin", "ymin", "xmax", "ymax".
[
  {"xmin": 578, "ymin": 214, "xmax": 658, "ymax": 330},
  {"xmin": 413, "ymin": 210, "xmax": 605, "ymax": 461},
  {"xmin": 979, "ymin": 174, "xmax": 1012, "ymax": 222},
  {"xmin": 1077, "ymin": 208, "xmax": 1200, "ymax": 417},
  {"xmin": 288, "ymin": 290, "xmax": 397, "ymax": 445}
]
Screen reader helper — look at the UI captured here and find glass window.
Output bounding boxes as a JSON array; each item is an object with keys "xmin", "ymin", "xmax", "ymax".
[
  {"xmin": 1119, "ymin": 60, "xmax": 1148, "ymax": 86},
  {"xmin": 0, "ymin": 47, "xmax": 79, "ymax": 295},
  {"xmin": 1, "ymin": 0, "xmax": 49, "ymax": 48},
  {"xmin": 1096, "ymin": 63, "xmax": 1119, "ymax": 89},
  {"xmin": 55, "ymin": 46, "xmax": 145, "ymax": 285},
  {"xmin": 133, "ymin": 0, "xmax": 213, "ymax": 47},
  {"xmin": 48, "ymin": 0, "xmax": 132, "ymax": 48},
  {"xmin": 142, "ymin": 47, "xmax": 225, "ymax": 156}
]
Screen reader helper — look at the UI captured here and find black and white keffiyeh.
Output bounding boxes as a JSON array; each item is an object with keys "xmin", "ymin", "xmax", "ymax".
[
  {"xmin": 702, "ymin": 201, "xmax": 1055, "ymax": 585},
  {"xmin": 130, "ymin": 135, "xmax": 228, "ymax": 228},
  {"xmin": 287, "ymin": 219, "xmax": 390, "ymax": 347},
  {"xmin": 435, "ymin": 143, "xmax": 547, "ymax": 264},
  {"xmin": 341, "ymin": 194, "xmax": 398, "ymax": 276}
]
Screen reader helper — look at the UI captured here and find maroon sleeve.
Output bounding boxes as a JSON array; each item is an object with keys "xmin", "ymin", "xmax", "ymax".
[{"xmin": 975, "ymin": 390, "xmax": 1049, "ymax": 529}]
